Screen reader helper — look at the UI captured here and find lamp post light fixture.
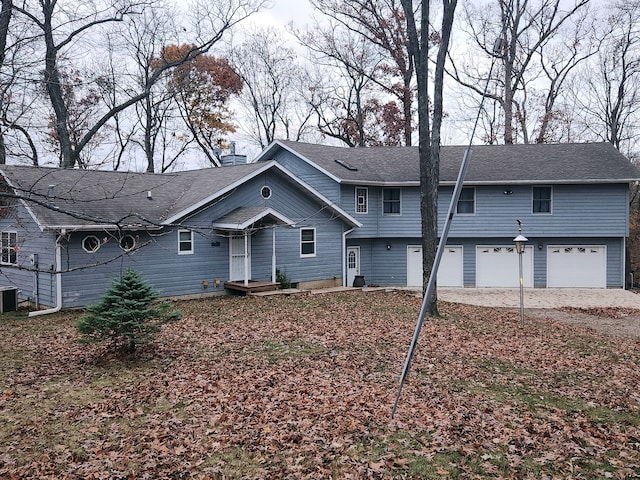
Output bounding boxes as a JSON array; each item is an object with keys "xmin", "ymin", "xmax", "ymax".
[{"xmin": 513, "ymin": 220, "xmax": 528, "ymax": 326}]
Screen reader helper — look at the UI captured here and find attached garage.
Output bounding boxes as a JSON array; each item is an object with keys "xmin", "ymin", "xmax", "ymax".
[
  {"xmin": 476, "ymin": 245, "xmax": 533, "ymax": 288},
  {"xmin": 407, "ymin": 245, "xmax": 463, "ymax": 287},
  {"xmin": 546, "ymin": 245, "xmax": 606, "ymax": 288}
]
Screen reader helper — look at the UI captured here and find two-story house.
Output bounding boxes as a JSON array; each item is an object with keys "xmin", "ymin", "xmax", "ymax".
[
  {"xmin": 0, "ymin": 140, "xmax": 637, "ymax": 311},
  {"xmin": 257, "ymin": 140, "xmax": 639, "ymax": 290}
]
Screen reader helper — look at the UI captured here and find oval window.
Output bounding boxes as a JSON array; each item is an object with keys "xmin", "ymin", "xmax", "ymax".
[
  {"xmin": 119, "ymin": 235, "xmax": 136, "ymax": 251},
  {"xmin": 261, "ymin": 186, "xmax": 272, "ymax": 199},
  {"xmin": 82, "ymin": 235, "xmax": 100, "ymax": 253}
]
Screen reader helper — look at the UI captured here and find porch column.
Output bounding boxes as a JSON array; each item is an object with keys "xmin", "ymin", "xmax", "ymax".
[{"xmin": 243, "ymin": 232, "xmax": 249, "ymax": 287}]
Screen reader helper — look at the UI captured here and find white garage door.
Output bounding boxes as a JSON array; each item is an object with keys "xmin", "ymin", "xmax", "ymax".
[
  {"xmin": 547, "ymin": 246, "xmax": 606, "ymax": 288},
  {"xmin": 476, "ymin": 246, "xmax": 533, "ymax": 288},
  {"xmin": 407, "ymin": 245, "xmax": 463, "ymax": 287}
]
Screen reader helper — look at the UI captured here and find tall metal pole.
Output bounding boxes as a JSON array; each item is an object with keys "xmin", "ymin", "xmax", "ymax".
[{"xmin": 518, "ymin": 243, "xmax": 524, "ymax": 326}]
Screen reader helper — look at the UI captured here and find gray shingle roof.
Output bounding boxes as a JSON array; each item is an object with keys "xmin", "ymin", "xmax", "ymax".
[
  {"xmin": 272, "ymin": 140, "xmax": 640, "ymax": 185},
  {"xmin": 0, "ymin": 163, "xmax": 267, "ymax": 230}
]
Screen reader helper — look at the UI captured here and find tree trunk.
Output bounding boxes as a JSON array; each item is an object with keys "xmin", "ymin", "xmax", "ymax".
[
  {"xmin": 42, "ymin": 1, "xmax": 74, "ymax": 168},
  {"xmin": 0, "ymin": 0, "xmax": 12, "ymax": 164}
]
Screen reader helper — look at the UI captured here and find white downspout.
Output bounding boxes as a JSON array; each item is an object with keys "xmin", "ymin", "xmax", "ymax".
[
  {"xmin": 243, "ymin": 232, "xmax": 249, "ymax": 287},
  {"xmin": 342, "ymin": 227, "xmax": 356, "ymax": 287},
  {"xmin": 29, "ymin": 231, "xmax": 63, "ymax": 317}
]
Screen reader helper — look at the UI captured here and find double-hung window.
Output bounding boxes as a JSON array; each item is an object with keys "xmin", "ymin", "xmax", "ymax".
[
  {"xmin": 456, "ymin": 187, "xmax": 475, "ymax": 214},
  {"xmin": 382, "ymin": 188, "xmax": 401, "ymax": 215},
  {"xmin": 178, "ymin": 230, "xmax": 194, "ymax": 254},
  {"xmin": 355, "ymin": 187, "xmax": 368, "ymax": 214},
  {"xmin": 533, "ymin": 186, "xmax": 552, "ymax": 214},
  {"xmin": 1, "ymin": 231, "xmax": 17, "ymax": 265},
  {"xmin": 300, "ymin": 228, "xmax": 316, "ymax": 257}
]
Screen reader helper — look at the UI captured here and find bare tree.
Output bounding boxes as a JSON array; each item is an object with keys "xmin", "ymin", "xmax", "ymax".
[
  {"xmin": 576, "ymin": 1, "xmax": 640, "ymax": 159},
  {"xmin": 11, "ymin": 0, "xmax": 266, "ymax": 169},
  {"xmin": 309, "ymin": 0, "xmax": 415, "ymax": 145},
  {"xmin": 297, "ymin": 25, "xmax": 400, "ymax": 146},
  {"xmin": 449, "ymin": 0, "xmax": 591, "ymax": 144},
  {"xmin": 230, "ymin": 26, "xmax": 313, "ymax": 149}
]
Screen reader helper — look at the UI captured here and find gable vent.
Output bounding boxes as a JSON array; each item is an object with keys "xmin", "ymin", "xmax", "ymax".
[{"xmin": 334, "ymin": 159, "xmax": 358, "ymax": 171}]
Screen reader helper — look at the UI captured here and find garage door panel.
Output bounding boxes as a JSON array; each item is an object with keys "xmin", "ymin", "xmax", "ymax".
[
  {"xmin": 547, "ymin": 246, "xmax": 606, "ymax": 288},
  {"xmin": 407, "ymin": 245, "xmax": 463, "ymax": 287},
  {"xmin": 476, "ymin": 246, "xmax": 533, "ymax": 288}
]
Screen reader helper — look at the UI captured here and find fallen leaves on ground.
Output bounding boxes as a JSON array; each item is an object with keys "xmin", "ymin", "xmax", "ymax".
[{"xmin": 0, "ymin": 291, "xmax": 638, "ymax": 479}]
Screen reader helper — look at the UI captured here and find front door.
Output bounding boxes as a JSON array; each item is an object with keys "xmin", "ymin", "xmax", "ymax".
[
  {"xmin": 230, "ymin": 233, "xmax": 251, "ymax": 282},
  {"xmin": 346, "ymin": 246, "xmax": 360, "ymax": 286}
]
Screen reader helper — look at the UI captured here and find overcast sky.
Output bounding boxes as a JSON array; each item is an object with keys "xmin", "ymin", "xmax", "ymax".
[{"xmin": 250, "ymin": 0, "xmax": 313, "ymax": 29}]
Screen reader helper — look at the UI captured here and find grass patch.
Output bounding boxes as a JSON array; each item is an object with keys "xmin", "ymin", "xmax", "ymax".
[{"xmin": 260, "ymin": 339, "xmax": 328, "ymax": 362}]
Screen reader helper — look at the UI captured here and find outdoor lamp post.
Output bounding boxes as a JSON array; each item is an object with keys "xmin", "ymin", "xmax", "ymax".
[{"xmin": 513, "ymin": 220, "xmax": 528, "ymax": 326}]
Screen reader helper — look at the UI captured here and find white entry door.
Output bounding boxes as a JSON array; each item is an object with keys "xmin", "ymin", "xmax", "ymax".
[
  {"xmin": 230, "ymin": 233, "xmax": 251, "ymax": 281},
  {"xmin": 406, "ymin": 245, "xmax": 464, "ymax": 288},
  {"xmin": 346, "ymin": 246, "xmax": 360, "ymax": 286},
  {"xmin": 547, "ymin": 245, "xmax": 606, "ymax": 288},
  {"xmin": 476, "ymin": 245, "xmax": 533, "ymax": 287}
]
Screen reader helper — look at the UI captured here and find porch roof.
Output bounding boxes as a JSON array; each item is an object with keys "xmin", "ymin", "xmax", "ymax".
[{"xmin": 211, "ymin": 207, "xmax": 295, "ymax": 231}]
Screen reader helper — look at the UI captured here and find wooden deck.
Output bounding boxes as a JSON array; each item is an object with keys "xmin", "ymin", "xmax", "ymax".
[{"xmin": 224, "ymin": 280, "xmax": 280, "ymax": 295}]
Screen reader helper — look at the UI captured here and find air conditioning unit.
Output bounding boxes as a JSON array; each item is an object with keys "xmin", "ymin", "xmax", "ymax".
[{"xmin": 0, "ymin": 287, "xmax": 18, "ymax": 313}]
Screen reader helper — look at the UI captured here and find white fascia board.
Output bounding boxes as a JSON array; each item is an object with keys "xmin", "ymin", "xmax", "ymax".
[
  {"xmin": 41, "ymin": 223, "xmax": 158, "ymax": 232},
  {"xmin": 439, "ymin": 179, "xmax": 640, "ymax": 186},
  {"xmin": 253, "ymin": 140, "xmax": 342, "ymax": 183},
  {"xmin": 212, "ymin": 208, "xmax": 295, "ymax": 230},
  {"xmin": 270, "ymin": 163, "xmax": 363, "ymax": 228},
  {"xmin": 162, "ymin": 161, "xmax": 276, "ymax": 225}
]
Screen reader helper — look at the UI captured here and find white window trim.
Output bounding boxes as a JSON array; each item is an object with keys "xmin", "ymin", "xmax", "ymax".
[
  {"xmin": 382, "ymin": 187, "xmax": 401, "ymax": 216},
  {"xmin": 456, "ymin": 187, "xmax": 476, "ymax": 215},
  {"xmin": 178, "ymin": 229, "xmax": 194, "ymax": 255},
  {"xmin": 300, "ymin": 227, "xmax": 316, "ymax": 258},
  {"xmin": 1, "ymin": 230, "xmax": 17, "ymax": 265},
  {"xmin": 119, "ymin": 234, "xmax": 136, "ymax": 252},
  {"xmin": 82, "ymin": 234, "xmax": 101, "ymax": 254},
  {"xmin": 261, "ymin": 185, "xmax": 272, "ymax": 199},
  {"xmin": 355, "ymin": 187, "xmax": 368, "ymax": 214},
  {"xmin": 532, "ymin": 185, "xmax": 553, "ymax": 215}
]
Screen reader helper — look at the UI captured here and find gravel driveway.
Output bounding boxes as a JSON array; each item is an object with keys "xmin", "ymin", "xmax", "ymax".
[{"xmin": 438, "ymin": 287, "xmax": 640, "ymax": 309}]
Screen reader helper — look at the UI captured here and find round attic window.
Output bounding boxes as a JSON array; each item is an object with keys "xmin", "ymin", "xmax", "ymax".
[
  {"xmin": 261, "ymin": 186, "xmax": 272, "ymax": 199},
  {"xmin": 119, "ymin": 234, "xmax": 136, "ymax": 252},
  {"xmin": 82, "ymin": 235, "xmax": 100, "ymax": 253}
]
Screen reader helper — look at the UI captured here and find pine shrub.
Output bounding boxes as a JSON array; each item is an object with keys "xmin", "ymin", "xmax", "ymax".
[{"xmin": 76, "ymin": 268, "xmax": 180, "ymax": 354}]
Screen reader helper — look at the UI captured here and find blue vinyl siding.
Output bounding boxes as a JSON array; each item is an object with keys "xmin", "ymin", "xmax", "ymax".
[
  {"xmin": 440, "ymin": 184, "xmax": 630, "ymax": 238},
  {"xmin": 0, "ymin": 202, "xmax": 58, "ymax": 307},
  {"xmin": 269, "ymin": 150, "xmax": 341, "ymax": 202},
  {"xmin": 344, "ymin": 183, "xmax": 629, "ymax": 239}
]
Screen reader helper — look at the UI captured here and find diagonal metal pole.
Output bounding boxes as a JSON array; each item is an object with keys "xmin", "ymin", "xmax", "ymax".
[
  {"xmin": 391, "ymin": 147, "xmax": 472, "ymax": 418},
  {"xmin": 391, "ymin": 1, "xmax": 514, "ymax": 418}
]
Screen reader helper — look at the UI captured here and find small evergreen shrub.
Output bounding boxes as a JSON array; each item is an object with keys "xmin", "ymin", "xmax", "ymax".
[
  {"xmin": 76, "ymin": 268, "xmax": 180, "ymax": 354},
  {"xmin": 276, "ymin": 268, "xmax": 291, "ymax": 289}
]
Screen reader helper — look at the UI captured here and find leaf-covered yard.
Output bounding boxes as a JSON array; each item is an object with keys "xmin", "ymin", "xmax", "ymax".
[{"xmin": 0, "ymin": 290, "xmax": 638, "ymax": 478}]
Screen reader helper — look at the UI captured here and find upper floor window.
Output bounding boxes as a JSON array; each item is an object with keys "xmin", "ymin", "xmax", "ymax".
[
  {"xmin": 1, "ymin": 231, "xmax": 17, "ymax": 265},
  {"xmin": 300, "ymin": 228, "xmax": 316, "ymax": 257},
  {"xmin": 355, "ymin": 187, "xmax": 368, "ymax": 214},
  {"xmin": 456, "ymin": 187, "xmax": 475, "ymax": 214},
  {"xmin": 382, "ymin": 188, "xmax": 401, "ymax": 215},
  {"xmin": 533, "ymin": 186, "xmax": 552, "ymax": 214},
  {"xmin": 178, "ymin": 230, "xmax": 194, "ymax": 254}
]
